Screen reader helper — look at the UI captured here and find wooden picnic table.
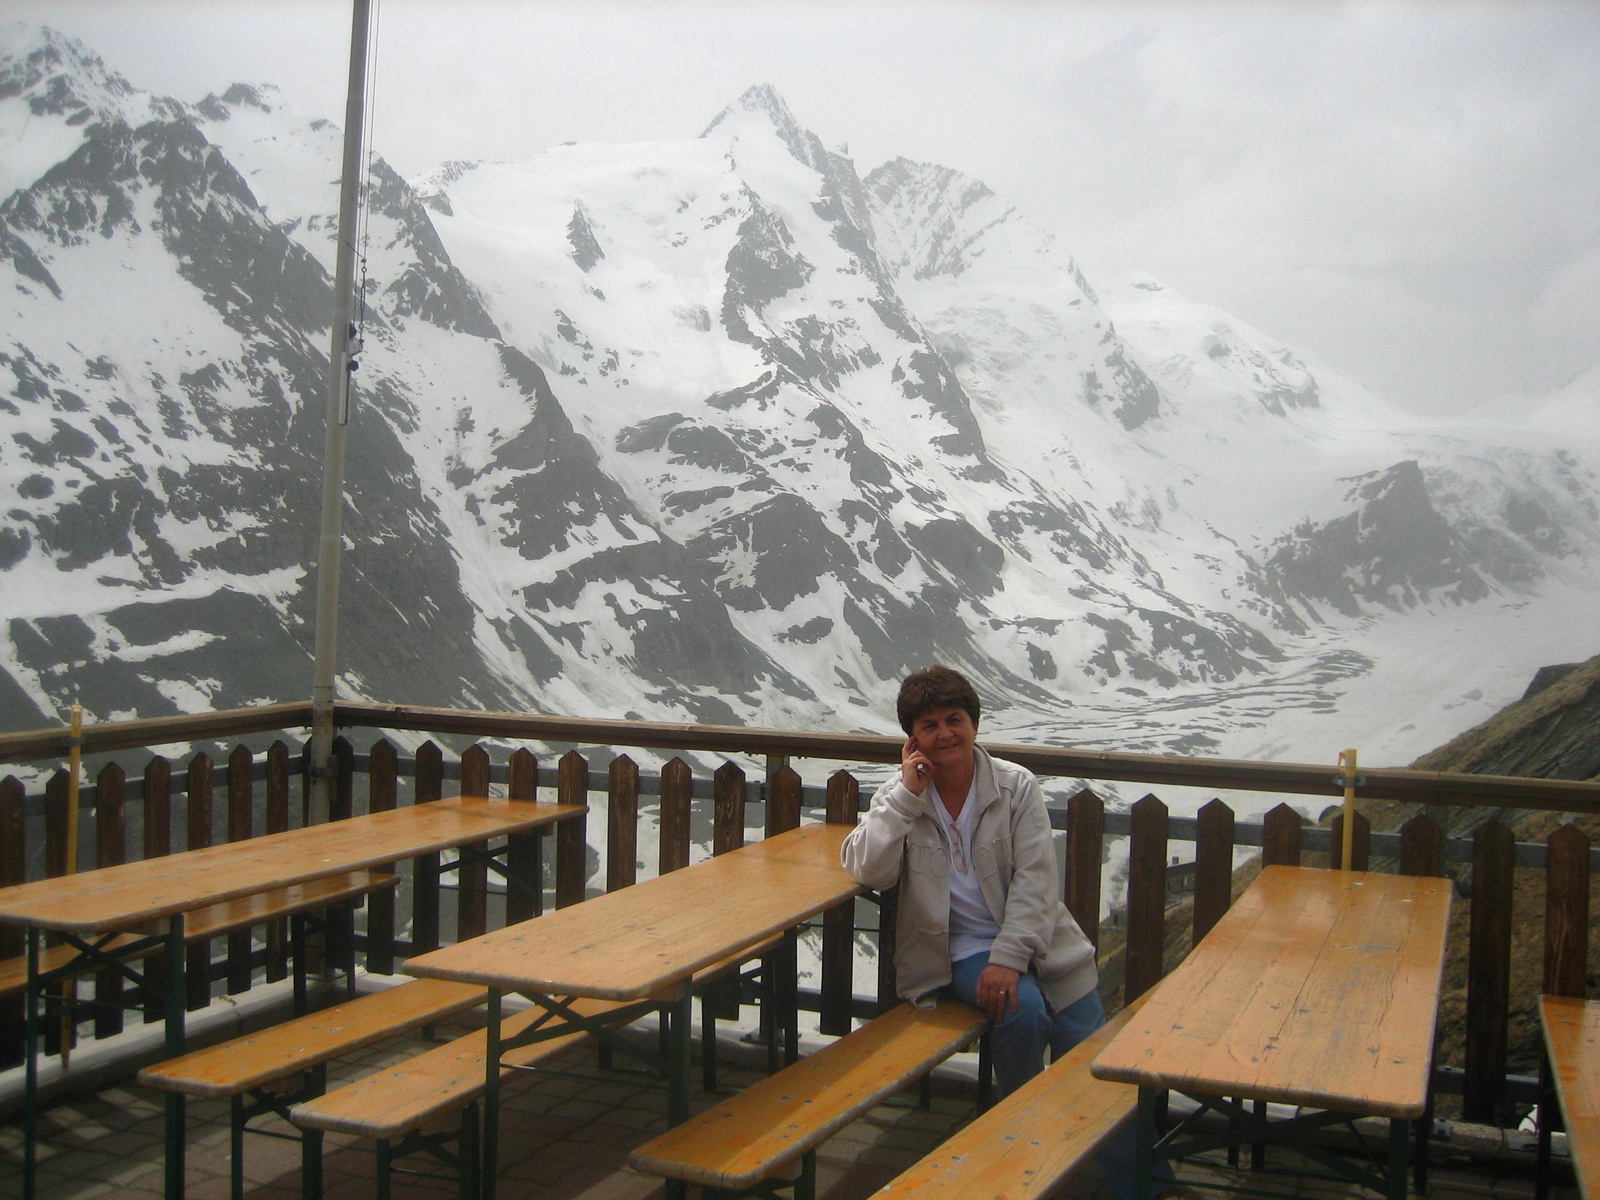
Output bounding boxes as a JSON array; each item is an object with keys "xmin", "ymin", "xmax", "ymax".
[
  {"xmin": 0, "ymin": 793, "xmax": 584, "ymax": 1200},
  {"xmin": 404, "ymin": 820, "xmax": 864, "ymax": 1200},
  {"xmin": 1538, "ymin": 994, "xmax": 1599, "ymax": 1200},
  {"xmin": 1091, "ymin": 865, "xmax": 1454, "ymax": 1200}
]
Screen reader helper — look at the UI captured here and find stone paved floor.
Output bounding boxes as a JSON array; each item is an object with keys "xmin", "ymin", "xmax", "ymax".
[{"xmin": 0, "ymin": 1017, "xmax": 1583, "ymax": 1200}]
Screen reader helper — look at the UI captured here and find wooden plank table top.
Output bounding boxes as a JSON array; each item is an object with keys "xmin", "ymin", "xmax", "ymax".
[
  {"xmin": 1092, "ymin": 866, "xmax": 1453, "ymax": 1119},
  {"xmin": 405, "ymin": 822, "xmax": 861, "ymax": 1000},
  {"xmin": 0, "ymin": 795, "xmax": 583, "ymax": 932},
  {"xmin": 1541, "ymin": 994, "xmax": 1600, "ymax": 1198}
]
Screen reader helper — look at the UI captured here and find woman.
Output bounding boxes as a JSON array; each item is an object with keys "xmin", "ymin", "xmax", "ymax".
[{"xmin": 840, "ymin": 665, "xmax": 1175, "ymax": 1198}]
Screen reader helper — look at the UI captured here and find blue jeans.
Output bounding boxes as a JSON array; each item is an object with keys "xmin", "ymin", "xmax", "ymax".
[{"xmin": 948, "ymin": 951, "xmax": 1174, "ymax": 1199}]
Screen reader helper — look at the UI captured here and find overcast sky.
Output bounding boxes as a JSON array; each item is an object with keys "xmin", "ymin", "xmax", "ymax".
[{"xmin": 5, "ymin": 0, "xmax": 1597, "ymax": 415}]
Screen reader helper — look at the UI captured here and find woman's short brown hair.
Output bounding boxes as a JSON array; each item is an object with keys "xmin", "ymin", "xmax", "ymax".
[{"xmin": 896, "ymin": 665, "xmax": 981, "ymax": 735}]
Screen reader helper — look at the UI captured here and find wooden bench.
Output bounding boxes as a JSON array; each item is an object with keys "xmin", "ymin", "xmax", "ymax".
[
  {"xmin": 0, "ymin": 870, "xmax": 398, "ymax": 1017},
  {"xmin": 871, "ymin": 993, "xmax": 1149, "ymax": 1199},
  {"xmin": 628, "ymin": 997, "xmax": 988, "ymax": 1199},
  {"xmin": 290, "ymin": 992, "xmax": 636, "ymax": 1198},
  {"xmin": 1537, "ymin": 994, "xmax": 1599, "ymax": 1200},
  {"xmin": 282, "ymin": 934, "xmax": 786, "ymax": 1199},
  {"xmin": 139, "ymin": 976, "xmax": 488, "ymax": 1200}
]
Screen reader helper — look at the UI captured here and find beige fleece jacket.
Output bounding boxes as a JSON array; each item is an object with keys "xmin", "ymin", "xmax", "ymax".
[{"xmin": 839, "ymin": 745, "xmax": 1098, "ymax": 1009}]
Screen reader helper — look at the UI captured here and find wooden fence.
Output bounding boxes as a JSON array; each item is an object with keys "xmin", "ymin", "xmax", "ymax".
[{"xmin": 2, "ymin": 701, "xmax": 1597, "ymax": 1129}]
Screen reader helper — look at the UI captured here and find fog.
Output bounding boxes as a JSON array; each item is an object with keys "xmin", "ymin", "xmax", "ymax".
[{"xmin": 5, "ymin": 0, "xmax": 1596, "ymax": 416}]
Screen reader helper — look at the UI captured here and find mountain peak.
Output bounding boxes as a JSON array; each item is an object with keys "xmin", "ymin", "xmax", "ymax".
[
  {"xmin": 0, "ymin": 23, "xmax": 185, "ymax": 200},
  {"xmin": 1, "ymin": 23, "xmax": 140, "ymax": 110},
  {"xmin": 703, "ymin": 83, "xmax": 798, "ymax": 137},
  {"xmin": 701, "ymin": 83, "xmax": 832, "ymax": 172},
  {"xmin": 194, "ymin": 81, "xmax": 284, "ymax": 120}
]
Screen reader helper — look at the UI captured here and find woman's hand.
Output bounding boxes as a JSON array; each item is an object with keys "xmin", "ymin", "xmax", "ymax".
[
  {"xmin": 975, "ymin": 963, "xmax": 1021, "ymax": 1019},
  {"xmin": 900, "ymin": 736, "xmax": 932, "ymax": 793}
]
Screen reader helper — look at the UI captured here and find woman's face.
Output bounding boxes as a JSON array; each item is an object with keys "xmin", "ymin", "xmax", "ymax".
[{"xmin": 909, "ymin": 705, "xmax": 978, "ymax": 772}]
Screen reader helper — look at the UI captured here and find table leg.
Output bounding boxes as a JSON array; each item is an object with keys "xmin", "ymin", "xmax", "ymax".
[
  {"xmin": 667, "ymin": 987, "xmax": 693, "ymax": 1125},
  {"xmin": 1385, "ymin": 1117, "xmax": 1408, "ymax": 1200},
  {"xmin": 665, "ymin": 987, "xmax": 694, "ymax": 1200},
  {"xmin": 1536, "ymin": 1047, "xmax": 1554, "ymax": 1200},
  {"xmin": 163, "ymin": 914, "xmax": 187, "ymax": 1200},
  {"xmin": 1133, "ymin": 1085, "xmax": 1159, "ymax": 1200},
  {"xmin": 482, "ymin": 988, "xmax": 503, "ymax": 1200},
  {"xmin": 22, "ymin": 927, "xmax": 40, "ymax": 1200},
  {"xmin": 1425, "ymin": 1019, "xmax": 1443, "ymax": 1194}
]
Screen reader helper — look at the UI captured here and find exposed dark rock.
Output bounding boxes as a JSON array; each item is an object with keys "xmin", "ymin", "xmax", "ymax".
[
  {"xmin": 704, "ymin": 372, "xmax": 784, "ymax": 413},
  {"xmin": 807, "ymin": 402, "xmax": 894, "ymax": 489},
  {"xmin": 720, "ymin": 191, "xmax": 813, "ymax": 343},
  {"xmin": 687, "ymin": 493, "xmax": 855, "ymax": 612},
  {"xmin": 567, "ymin": 203, "xmax": 604, "ymax": 273},
  {"xmin": 8, "ymin": 613, "xmax": 179, "ymax": 719},
  {"xmin": 1082, "ymin": 345, "xmax": 1161, "ymax": 430},
  {"xmin": 0, "ymin": 217, "xmax": 62, "ymax": 297},
  {"xmin": 1083, "ymin": 606, "xmax": 1279, "ymax": 687},
  {"xmin": 777, "ymin": 616, "xmax": 834, "ymax": 644},
  {"xmin": 903, "ymin": 516, "xmax": 1005, "ymax": 597},
  {"xmin": 890, "ymin": 350, "xmax": 991, "ymax": 467},
  {"xmin": 364, "ymin": 157, "xmax": 501, "ymax": 338},
  {"xmin": 483, "ymin": 345, "xmax": 640, "ymax": 562},
  {"xmin": 1257, "ymin": 460, "xmax": 1490, "ymax": 616},
  {"xmin": 988, "ymin": 497, "xmax": 1123, "ymax": 574}
]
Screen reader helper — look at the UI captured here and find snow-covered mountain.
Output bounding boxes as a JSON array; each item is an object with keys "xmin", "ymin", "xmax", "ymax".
[{"xmin": 3, "ymin": 26, "xmax": 1596, "ymax": 779}]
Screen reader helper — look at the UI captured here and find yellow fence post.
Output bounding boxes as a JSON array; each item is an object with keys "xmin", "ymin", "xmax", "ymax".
[{"xmin": 1337, "ymin": 747, "xmax": 1357, "ymax": 871}]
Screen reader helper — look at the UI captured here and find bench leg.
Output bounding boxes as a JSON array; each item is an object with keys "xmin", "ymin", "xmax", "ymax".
[
  {"xmin": 1249, "ymin": 1098, "xmax": 1267, "ymax": 1170},
  {"xmin": 375, "ymin": 1139, "xmax": 391, "ymax": 1200},
  {"xmin": 332, "ymin": 903, "xmax": 357, "ymax": 1000},
  {"xmin": 230, "ymin": 1096, "xmax": 245, "ymax": 1200},
  {"xmin": 701, "ymin": 991, "xmax": 719, "ymax": 1092},
  {"xmin": 461, "ymin": 1102, "xmax": 480, "ymax": 1200},
  {"xmin": 301, "ymin": 1126, "xmax": 323, "ymax": 1200},
  {"xmin": 756, "ymin": 951, "xmax": 779, "ymax": 1075},
  {"xmin": 291, "ymin": 915, "xmax": 308, "ymax": 1016},
  {"xmin": 976, "ymin": 1031, "xmax": 992, "ymax": 1113}
]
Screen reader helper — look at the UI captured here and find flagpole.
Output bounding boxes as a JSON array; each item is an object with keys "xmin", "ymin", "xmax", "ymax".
[{"xmin": 309, "ymin": 0, "xmax": 373, "ymax": 825}]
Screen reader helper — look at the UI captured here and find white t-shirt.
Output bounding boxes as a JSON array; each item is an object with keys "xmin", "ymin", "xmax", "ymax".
[{"xmin": 929, "ymin": 778, "xmax": 1001, "ymax": 962}]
